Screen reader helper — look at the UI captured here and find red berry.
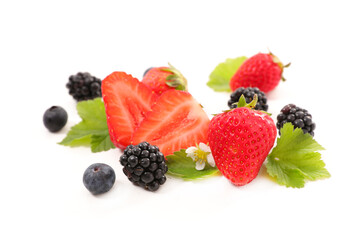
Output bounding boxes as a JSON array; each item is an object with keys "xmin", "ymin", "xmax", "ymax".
[
  {"xmin": 230, "ymin": 53, "xmax": 288, "ymax": 93},
  {"xmin": 102, "ymin": 72, "xmax": 157, "ymax": 149},
  {"xmin": 208, "ymin": 106, "xmax": 276, "ymax": 186},
  {"xmin": 142, "ymin": 64, "xmax": 187, "ymax": 96},
  {"xmin": 132, "ymin": 90, "xmax": 209, "ymax": 157}
]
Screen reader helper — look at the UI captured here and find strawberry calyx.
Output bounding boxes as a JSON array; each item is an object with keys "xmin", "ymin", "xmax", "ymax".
[
  {"xmin": 160, "ymin": 63, "xmax": 188, "ymax": 91},
  {"xmin": 236, "ymin": 94, "xmax": 258, "ymax": 108},
  {"xmin": 218, "ymin": 94, "xmax": 257, "ymax": 115},
  {"xmin": 269, "ymin": 51, "xmax": 290, "ymax": 82},
  {"xmin": 219, "ymin": 94, "xmax": 271, "ymax": 116}
]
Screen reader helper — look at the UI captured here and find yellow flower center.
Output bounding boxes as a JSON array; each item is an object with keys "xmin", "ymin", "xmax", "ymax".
[{"xmin": 194, "ymin": 148, "xmax": 209, "ymax": 163}]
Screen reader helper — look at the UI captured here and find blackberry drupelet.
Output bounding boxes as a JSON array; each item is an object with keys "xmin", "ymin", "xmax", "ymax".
[
  {"xmin": 120, "ymin": 142, "xmax": 168, "ymax": 191},
  {"xmin": 66, "ymin": 72, "xmax": 102, "ymax": 101},
  {"xmin": 276, "ymin": 104, "xmax": 316, "ymax": 136},
  {"xmin": 228, "ymin": 87, "xmax": 268, "ymax": 111}
]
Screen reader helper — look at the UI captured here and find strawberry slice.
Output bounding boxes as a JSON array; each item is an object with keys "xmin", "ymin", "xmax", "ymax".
[
  {"xmin": 102, "ymin": 72, "xmax": 157, "ymax": 149},
  {"xmin": 132, "ymin": 90, "xmax": 210, "ymax": 157}
]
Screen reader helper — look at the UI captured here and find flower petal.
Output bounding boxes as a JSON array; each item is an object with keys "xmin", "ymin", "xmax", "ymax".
[
  {"xmin": 187, "ymin": 153, "xmax": 196, "ymax": 160},
  {"xmin": 195, "ymin": 161, "xmax": 206, "ymax": 170},
  {"xmin": 207, "ymin": 153, "xmax": 216, "ymax": 167},
  {"xmin": 186, "ymin": 147, "xmax": 197, "ymax": 159},
  {"xmin": 199, "ymin": 142, "xmax": 211, "ymax": 152},
  {"xmin": 185, "ymin": 147, "xmax": 197, "ymax": 154}
]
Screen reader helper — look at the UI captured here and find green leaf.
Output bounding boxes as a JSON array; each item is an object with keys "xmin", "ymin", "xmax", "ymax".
[
  {"xmin": 166, "ymin": 150, "xmax": 221, "ymax": 181},
  {"xmin": 207, "ymin": 56, "xmax": 247, "ymax": 92},
  {"xmin": 266, "ymin": 123, "xmax": 330, "ymax": 188},
  {"xmin": 59, "ymin": 98, "xmax": 115, "ymax": 153},
  {"xmin": 90, "ymin": 134, "xmax": 115, "ymax": 153}
]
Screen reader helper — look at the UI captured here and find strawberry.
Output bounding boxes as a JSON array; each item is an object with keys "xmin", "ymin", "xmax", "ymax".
[
  {"xmin": 229, "ymin": 52, "xmax": 290, "ymax": 93},
  {"xmin": 132, "ymin": 89, "xmax": 209, "ymax": 157},
  {"xmin": 102, "ymin": 72, "xmax": 157, "ymax": 149},
  {"xmin": 142, "ymin": 63, "xmax": 188, "ymax": 95},
  {"xmin": 208, "ymin": 95, "xmax": 277, "ymax": 186}
]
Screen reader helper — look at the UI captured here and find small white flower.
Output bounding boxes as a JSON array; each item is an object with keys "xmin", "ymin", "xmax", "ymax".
[{"xmin": 185, "ymin": 142, "xmax": 215, "ymax": 170}]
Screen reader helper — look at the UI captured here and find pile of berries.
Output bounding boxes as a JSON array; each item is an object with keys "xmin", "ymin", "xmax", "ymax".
[
  {"xmin": 120, "ymin": 142, "xmax": 168, "ymax": 191},
  {"xmin": 43, "ymin": 50, "xmax": 323, "ymax": 194},
  {"xmin": 276, "ymin": 104, "xmax": 316, "ymax": 136},
  {"xmin": 66, "ymin": 72, "xmax": 102, "ymax": 101}
]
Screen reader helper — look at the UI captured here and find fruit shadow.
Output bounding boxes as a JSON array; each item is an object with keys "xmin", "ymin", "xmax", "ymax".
[{"xmin": 258, "ymin": 164, "xmax": 277, "ymax": 183}]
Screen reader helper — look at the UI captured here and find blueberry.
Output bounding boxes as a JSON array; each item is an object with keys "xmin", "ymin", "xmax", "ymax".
[
  {"xmin": 83, "ymin": 163, "xmax": 116, "ymax": 195},
  {"xmin": 43, "ymin": 106, "xmax": 68, "ymax": 132}
]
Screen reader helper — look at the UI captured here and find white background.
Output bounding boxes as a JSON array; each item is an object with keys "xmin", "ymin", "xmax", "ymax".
[{"xmin": 1, "ymin": 0, "xmax": 359, "ymax": 239}]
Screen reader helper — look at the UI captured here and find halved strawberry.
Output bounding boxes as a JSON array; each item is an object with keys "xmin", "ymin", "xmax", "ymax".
[
  {"xmin": 132, "ymin": 90, "xmax": 210, "ymax": 157},
  {"xmin": 102, "ymin": 72, "xmax": 157, "ymax": 149}
]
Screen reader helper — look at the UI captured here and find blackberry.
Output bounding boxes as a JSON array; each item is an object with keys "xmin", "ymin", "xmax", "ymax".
[
  {"xmin": 120, "ymin": 142, "xmax": 167, "ymax": 191},
  {"xmin": 83, "ymin": 163, "xmax": 116, "ymax": 195},
  {"xmin": 228, "ymin": 87, "xmax": 268, "ymax": 111},
  {"xmin": 43, "ymin": 106, "xmax": 68, "ymax": 132},
  {"xmin": 66, "ymin": 72, "xmax": 102, "ymax": 101},
  {"xmin": 276, "ymin": 104, "xmax": 316, "ymax": 136}
]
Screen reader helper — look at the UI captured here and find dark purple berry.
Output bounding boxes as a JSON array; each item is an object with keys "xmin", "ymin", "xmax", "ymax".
[
  {"xmin": 276, "ymin": 104, "xmax": 316, "ymax": 136},
  {"xmin": 119, "ymin": 142, "xmax": 167, "ymax": 191},
  {"xmin": 67, "ymin": 72, "xmax": 102, "ymax": 101},
  {"xmin": 83, "ymin": 163, "xmax": 116, "ymax": 195},
  {"xmin": 43, "ymin": 106, "xmax": 68, "ymax": 132}
]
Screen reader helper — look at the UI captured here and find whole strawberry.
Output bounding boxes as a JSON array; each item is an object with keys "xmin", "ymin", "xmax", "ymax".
[
  {"xmin": 142, "ymin": 63, "xmax": 188, "ymax": 95},
  {"xmin": 208, "ymin": 95, "xmax": 277, "ymax": 186},
  {"xmin": 229, "ymin": 52, "xmax": 289, "ymax": 93}
]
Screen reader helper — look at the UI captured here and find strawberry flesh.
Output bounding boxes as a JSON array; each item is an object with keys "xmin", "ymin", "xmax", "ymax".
[
  {"xmin": 132, "ymin": 90, "xmax": 210, "ymax": 157},
  {"xmin": 102, "ymin": 72, "xmax": 157, "ymax": 149}
]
